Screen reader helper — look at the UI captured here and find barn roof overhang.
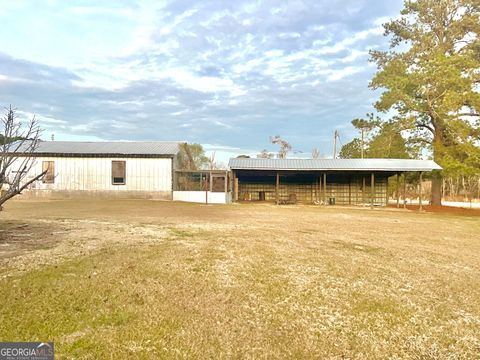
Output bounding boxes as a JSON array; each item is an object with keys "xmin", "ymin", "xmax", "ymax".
[{"xmin": 228, "ymin": 158, "xmax": 442, "ymax": 172}]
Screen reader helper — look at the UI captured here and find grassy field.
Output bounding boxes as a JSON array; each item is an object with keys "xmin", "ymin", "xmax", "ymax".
[{"xmin": 1, "ymin": 199, "xmax": 479, "ymax": 359}]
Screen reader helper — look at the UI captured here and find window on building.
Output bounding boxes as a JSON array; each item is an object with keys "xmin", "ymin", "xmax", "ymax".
[
  {"xmin": 42, "ymin": 161, "xmax": 55, "ymax": 184},
  {"xmin": 112, "ymin": 161, "xmax": 126, "ymax": 185}
]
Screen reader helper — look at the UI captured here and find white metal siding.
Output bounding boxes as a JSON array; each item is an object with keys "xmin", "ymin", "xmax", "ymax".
[
  {"xmin": 11, "ymin": 157, "xmax": 173, "ymax": 192},
  {"xmin": 173, "ymin": 191, "xmax": 230, "ymax": 204}
]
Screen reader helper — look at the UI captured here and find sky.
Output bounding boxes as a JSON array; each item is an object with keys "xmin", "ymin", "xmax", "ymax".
[{"xmin": 0, "ymin": 0, "xmax": 404, "ymax": 164}]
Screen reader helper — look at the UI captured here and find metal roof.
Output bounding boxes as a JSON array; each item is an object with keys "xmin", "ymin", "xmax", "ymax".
[
  {"xmin": 13, "ymin": 141, "xmax": 180, "ymax": 157},
  {"xmin": 228, "ymin": 158, "xmax": 442, "ymax": 172}
]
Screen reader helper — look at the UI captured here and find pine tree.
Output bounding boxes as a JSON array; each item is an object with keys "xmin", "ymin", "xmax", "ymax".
[{"xmin": 370, "ymin": 0, "xmax": 480, "ymax": 205}]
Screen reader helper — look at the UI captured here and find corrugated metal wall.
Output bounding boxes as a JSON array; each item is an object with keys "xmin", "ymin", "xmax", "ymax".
[{"xmin": 11, "ymin": 157, "xmax": 173, "ymax": 192}]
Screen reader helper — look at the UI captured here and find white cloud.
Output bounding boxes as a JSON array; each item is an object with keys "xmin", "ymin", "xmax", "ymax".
[
  {"xmin": 339, "ymin": 49, "xmax": 368, "ymax": 63},
  {"xmin": 0, "ymin": 0, "xmax": 403, "ymax": 155},
  {"xmin": 326, "ymin": 66, "xmax": 364, "ymax": 81},
  {"xmin": 315, "ymin": 26, "xmax": 384, "ymax": 55},
  {"xmin": 278, "ymin": 32, "xmax": 301, "ymax": 39},
  {"xmin": 163, "ymin": 68, "xmax": 241, "ymax": 93}
]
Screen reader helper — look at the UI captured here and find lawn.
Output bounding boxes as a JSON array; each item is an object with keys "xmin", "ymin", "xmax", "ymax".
[{"xmin": 1, "ymin": 199, "xmax": 479, "ymax": 359}]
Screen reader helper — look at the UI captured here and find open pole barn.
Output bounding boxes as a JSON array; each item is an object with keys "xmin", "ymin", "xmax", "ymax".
[{"xmin": 229, "ymin": 158, "xmax": 442, "ymax": 208}]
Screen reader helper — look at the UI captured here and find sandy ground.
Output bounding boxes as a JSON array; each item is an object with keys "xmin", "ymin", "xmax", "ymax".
[
  {"xmin": 1, "ymin": 199, "xmax": 479, "ymax": 358},
  {"xmin": 2, "ymin": 198, "xmax": 476, "ymax": 270}
]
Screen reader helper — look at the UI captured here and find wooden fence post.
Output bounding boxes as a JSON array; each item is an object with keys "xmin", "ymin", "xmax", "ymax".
[
  {"xmin": 323, "ymin": 173, "xmax": 327, "ymax": 205},
  {"xmin": 276, "ymin": 172, "xmax": 280, "ymax": 205},
  {"xmin": 396, "ymin": 172, "xmax": 400, "ymax": 208},
  {"xmin": 348, "ymin": 176, "xmax": 352, "ymax": 205},
  {"xmin": 362, "ymin": 176, "xmax": 366, "ymax": 205},
  {"xmin": 233, "ymin": 171, "xmax": 238, "ymax": 202},
  {"xmin": 419, "ymin": 171, "xmax": 423, "ymax": 211},
  {"xmin": 371, "ymin": 173, "xmax": 375, "ymax": 208}
]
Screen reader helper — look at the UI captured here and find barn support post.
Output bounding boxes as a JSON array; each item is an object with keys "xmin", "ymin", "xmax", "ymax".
[
  {"xmin": 323, "ymin": 173, "xmax": 327, "ymax": 205},
  {"xmin": 319, "ymin": 175, "xmax": 322, "ymax": 202},
  {"xmin": 316, "ymin": 175, "xmax": 320, "ymax": 202},
  {"xmin": 348, "ymin": 175, "xmax": 352, "ymax": 205},
  {"xmin": 232, "ymin": 171, "xmax": 238, "ymax": 202},
  {"xmin": 403, "ymin": 172, "xmax": 407, "ymax": 209},
  {"xmin": 371, "ymin": 172, "xmax": 375, "ymax": 208},
  {"xmin": 362, "ymin": 176, "xmax": 366, "ymax": 205},
  {"xmin": 419, "ymin": 171, "xmax": 423, "ymax": 211},
  {"xmin": 224, "ymin": 170, "xmax": 228, "ymax": 202},
  {"xmin": 318, "ymin": 174, "xmax": 322, "ymax": 203},
  {"xmin": 386, "ymin": 175, "xmax": 389, "ymax": 207},
  {"xmin": 310, "ymin": 182, "xmax": 315, "ymax": 204},
  {"xmin": 205, "ymin": 173, "xmax": 209, "ymax": 205},
  {"xmin": 275, "ymin": 172, "xmax": 280, "ymax": 205},
  {"xmin": 396, "ymin": 172, "xmax": 400, "ymax": 208}
]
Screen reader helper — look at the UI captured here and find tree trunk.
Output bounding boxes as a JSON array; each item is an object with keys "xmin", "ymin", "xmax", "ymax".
[
  {"xmin": 431, "ymin": 127, "xmax": 443, "ymax": 206},
  {"xmin": 431, "ymin": 170, "xmax": 442, "ymax": 206}
]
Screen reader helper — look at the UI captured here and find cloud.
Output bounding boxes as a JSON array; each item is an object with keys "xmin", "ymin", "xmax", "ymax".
[{"xmin": 0, "ymin": 0, "xmax": 404, "ymax": 157}]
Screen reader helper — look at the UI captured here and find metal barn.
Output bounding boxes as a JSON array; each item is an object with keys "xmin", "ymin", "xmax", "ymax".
[
  {"xmin": 12, "ymin": 141, "xmax": 180, "ymax": 199},
  {"xmin": 229, "ymin": 158, "xmax": 442, "ymax": 207}
]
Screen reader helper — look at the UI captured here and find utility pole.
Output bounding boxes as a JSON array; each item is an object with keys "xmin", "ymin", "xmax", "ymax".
[{"xmin": 332, "ymin": 130, "xmax": 339, "ymax": 159}]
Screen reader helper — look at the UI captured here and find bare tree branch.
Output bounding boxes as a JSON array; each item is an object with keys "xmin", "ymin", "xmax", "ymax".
[
  {"xmin": 270, "ymin": 135, "xmax": 292, "ymax": 159},
  {"xmin": 416, "ymin": 123, "xmax": 435, "ymax": 135},
  {"xmin": 0, "ymin": 170, "xmax": 47, "ymax": 209},
  {"xmin": 0, "ymin": 106, "xmax": 44, "ymax": 210}
]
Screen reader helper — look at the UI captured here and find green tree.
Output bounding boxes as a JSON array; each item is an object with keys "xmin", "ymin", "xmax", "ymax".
[
  {"xmin": 339, "ymin": 138, "xmax": 363, "ymax": 159},
  {"xmin": 368, "ymin": 121, "xmax": 412, "ymax": 159},
  {"xmin": 340, "ymin": 121, "xmax": 414, "ymax": 159},
  {"xmin": 351, "ymin": 113, "xmax": 381, "ymax": 158},
  {"xmin": 340, "ymin": 114, "xmax": 380, "ymax": 159},
  {"xmin": 369, "ymin": 0, "xmax": 480, "ymax": 205},
  {"xmin": 176, "ymin": 143, "xmax": 209, "ymax": 170}
]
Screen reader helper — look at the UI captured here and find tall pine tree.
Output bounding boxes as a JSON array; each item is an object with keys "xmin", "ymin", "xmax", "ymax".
[{"xmin": 370, "ymin": 0, "xmax": 480, "ymax": 205}]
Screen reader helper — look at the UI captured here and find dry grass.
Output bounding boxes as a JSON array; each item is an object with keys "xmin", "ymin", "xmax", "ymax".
[{"xmin": 1, "ymin": 199, "xmax": 479, "ymax": 359}]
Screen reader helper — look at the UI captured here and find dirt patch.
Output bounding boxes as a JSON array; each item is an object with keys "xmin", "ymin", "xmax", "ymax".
[
  {"xmin": 0, "ymin": 221, "xmax": 64, "ymax": 260},
  {"xmin": 0, "ymin": 218, "xmax": 173, "ymax": 277}
]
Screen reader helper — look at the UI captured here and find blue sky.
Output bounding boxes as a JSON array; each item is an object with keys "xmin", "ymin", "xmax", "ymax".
[{"xmin": 0, "ymin": 0, "xmax": 404, "ymax": 164}]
